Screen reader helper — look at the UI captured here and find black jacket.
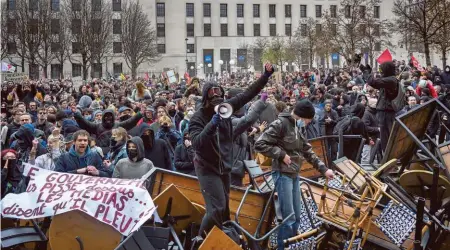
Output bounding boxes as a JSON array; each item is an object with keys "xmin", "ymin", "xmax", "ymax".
[
  {"xmin": 362, "ymin": 107, "xmax": 379, "ymax": 138},
  {"xmin": 138, "ymin": 124, "xmax": 173, "ymax": 170},
  {"xmin": 33, "ymin": 121, "xmax": 54, "ymax": 139},
  {"xmin": 189, "ymin": 75, "xmax": 269, "ymax": 175},
  {"xmin": 320, "ymin": 109, "xmax": 339, "ymax": 136},
  {"xmin": 254, "ymin": 113, "xmax": 327, "ymax": 178},
  {"xmin": 367, "ymin": 61, "xmax": 398, "ymax": 112},
  {"xmin": 174, "ymin": 144, "xmax": 195, "ymax": 175}
]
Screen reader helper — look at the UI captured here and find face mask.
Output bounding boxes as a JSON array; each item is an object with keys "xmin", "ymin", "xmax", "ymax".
[
  {"xmin": 84, "ymin": 115, "xmax": 91, "ymax": 120},
  {"xmin": 120, "ymin": 115, "xmax": 131, "ymax": 121},
  {"xmin": 186, "ymin": 111, "xmax": 194, "ymax": 119},
  {"xmin": 128, "ymin": 149, "xmax": 138, "ymax": 159},
  {"xmin": 168, "ymin": 109, "xmax": 176, "ymax": 117},
  {"xmin": 296, "ymin": 119, "xmax": 305, "ymax": 128},
  {"xmin": 110, "ymin": 137, "xmax": 118, "ymax": 147},
  {"xmin": 209, "ymin": 96, "xmax": 224, "ymax": 106}
]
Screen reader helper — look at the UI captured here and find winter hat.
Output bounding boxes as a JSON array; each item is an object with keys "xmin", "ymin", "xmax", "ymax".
[
  {"xmin": 118, "ymin": 106, "xmax": 132, "ymax": 114},
  {"xmin": 22, "ymin": 123, "xmax": 35, "ymax": 133},
  {"xmin": 92, "ymin": 110, "xmax": 102, "ymax": 118},
  {"xmin": 89, "ymin": 101, "xmax": 101, "ymax": 110},
  {"xmin": 293, "ymin": 99, "xmax": 315, "ymax": 119},
  {"xmin": 418, "ymin": 79, "xmax": 427, "ymax": 88}
]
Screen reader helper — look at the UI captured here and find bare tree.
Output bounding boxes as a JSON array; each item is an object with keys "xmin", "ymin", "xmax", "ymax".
[
  {"xmin": 121, "ymin": 0, "xmax": 159, "ymax": 79},
  {"xmin": 61, "ymin": 0, "xmax": 112, "ymax": 80},
  {"xmin": 1, "ymin": 4, "xmax": 9, "ymax": 61},
  {"xmin": 293, "ymin": 18, "xmax": 320, "ymax": 69},
  {"xmin": 52, "ymin": 17, "xmax": 71, "ymax": 79},
  {"xmin": 33, "ymin": 0, "xmax": 54, "ymax": 79},
  {"xmin": 431, "ymin": 0, "xmax": 450, "ymax": 68},
  {"xmin": 262, "ymin": 35, "xmax": 291, "ymax": 69},
  {"xmin": 323, "ymin": 0, "xmax": 368, "ymax": 67},
  {"xmin": 392, "ymin": 0, "xmax": 450, "ymax": 66}
]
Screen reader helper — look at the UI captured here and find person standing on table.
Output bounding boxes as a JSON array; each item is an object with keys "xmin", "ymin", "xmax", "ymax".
[
  {"xmin": 189, "ymin": 64, "xmax": 274, "ymax": 239},
  {"xmin": 254, "ymin": 99, "xmax": 334, "ymax": 250}
]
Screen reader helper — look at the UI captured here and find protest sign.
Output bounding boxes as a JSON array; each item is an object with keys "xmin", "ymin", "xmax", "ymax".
[
  {"xmin": 167, "ymin": 70, "xmax": 177, "ymax": 84},
  {"xmin": 2, "ymin": 72, "xmax": 28, "ymax": 81},
  {"xmin": 1, "ymin": 164, "xmax": 157, "ymax": 236}
]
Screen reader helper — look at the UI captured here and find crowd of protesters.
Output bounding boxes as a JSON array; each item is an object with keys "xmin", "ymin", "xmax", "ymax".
[{"xmin": 1, "ymin": 59, "xmax": 450, "ymax": 200}]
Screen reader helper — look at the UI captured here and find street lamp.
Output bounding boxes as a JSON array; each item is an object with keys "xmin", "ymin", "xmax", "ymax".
[
  {"xmin": 185, "ymin": 38, "xmax": 188, "ymax": 71},
  {"xmin": 218, "ymin": 60, "xmax": 224, "ymax": 76},
  {"xmin": 229, "ymin": 60, "xmax": 235, "ymax": 74}
]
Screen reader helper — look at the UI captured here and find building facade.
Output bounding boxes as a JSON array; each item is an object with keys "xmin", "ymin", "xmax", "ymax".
[{"xmin": 2, "ymin": 0, "xmax": 449, "ymax": 80}]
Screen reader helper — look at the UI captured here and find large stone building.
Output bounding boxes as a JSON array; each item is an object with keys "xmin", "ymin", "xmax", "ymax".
[{"xmin": 2, "ymin": 0, "xmax": 448, "ymax": 79}]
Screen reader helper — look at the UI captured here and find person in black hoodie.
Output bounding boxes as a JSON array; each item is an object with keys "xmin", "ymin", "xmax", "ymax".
[
  {"xmin": 320, "ymin": 100, "xmax": 339, "ymax": 161},
  {"xmin": 139, "ymin": 123, "xmax": 172, "ymax": 170},
  {"xmin": 73, "ymin": 108, "xmax": 142, "ymax": 155},
  {"xmin": 343, "ymin": 103, "xmax": 371, "ymax": 162},
  {"xmin": 367, "ymin": 61, "xmax": 399, "ymax": 151},
  {"xmin": 174, "ymin": 131, "xmax": 196, "ymax": 176},
  {"xmin": 189, "ymin": 64, "xmax": 274, "ymax": 237}
]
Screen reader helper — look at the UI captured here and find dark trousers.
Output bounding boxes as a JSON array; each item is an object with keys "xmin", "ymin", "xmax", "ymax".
[
  {"xmin": 377, "ymin": 111, "xmax": 396, "ymax": 152},
  {"xmin": 195, "ymin": 166, "xmax": 231, "ymax": 236}
]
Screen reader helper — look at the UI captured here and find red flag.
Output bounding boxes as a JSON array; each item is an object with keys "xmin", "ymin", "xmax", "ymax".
[
  {"xmin": 410, "ymin": 55, "xmax": 425, "ymax": 72},
  {"xmin": 184, "ymin": 71, "xmax": 190, "ymax": 84},
  {"xmin": 376, "ymin": 49, "xmax": 393, "ymax": 64},
  {"xmin": 145, "ymin": 72, "xmax": 149, "ymax": 81}
]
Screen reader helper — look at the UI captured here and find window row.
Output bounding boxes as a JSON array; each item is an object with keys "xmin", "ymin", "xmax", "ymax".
[
  {"xmin": 5, "ymin": 41, "xmax": 125, "ymax": 54},
  {"xmin": 6, "ymin": 0, "xmax": 123, "ymax": 12},
  {"xmin": 155, "ymin": 3, "xmax": 380, "ymax": 19}
]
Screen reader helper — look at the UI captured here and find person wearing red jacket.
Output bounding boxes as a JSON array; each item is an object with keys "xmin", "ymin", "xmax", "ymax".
[{"xmin": 416, "ymin": 79, "xmax": 438, "ymax": 98}]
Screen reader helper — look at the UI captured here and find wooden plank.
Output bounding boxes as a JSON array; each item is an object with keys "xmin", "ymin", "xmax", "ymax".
[
  {"xmin": 199, "ymin": 226, "xmax": 241, "ymax": 250},
  {"xmin": 148, "ymin": 170, "xmax": 273, "ymax": 237},
  {"xmin": 49, "ymin": 210, "xmax": 121, "ymax": 250}
]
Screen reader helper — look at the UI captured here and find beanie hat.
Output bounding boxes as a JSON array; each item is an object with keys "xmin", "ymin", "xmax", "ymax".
[
  {"xmin": 22, "ymin": 123, "xmax": 35, "ymax": 133},
  {"xmin": 293, "ymin": 99, "xmax": 315, "ymax": 119}
]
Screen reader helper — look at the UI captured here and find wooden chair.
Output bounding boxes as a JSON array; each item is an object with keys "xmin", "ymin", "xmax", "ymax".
[{"xmin": 1, "ymin": 219, "xmax": 47, "ymax": 248}]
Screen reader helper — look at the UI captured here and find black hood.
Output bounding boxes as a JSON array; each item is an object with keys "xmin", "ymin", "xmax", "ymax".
[
  {"xmin": 102, "ymin": 109, "xmax": 115, "ymax": 128},
  {"xmin": 201, "ymin": 82, "xmax": 225, "ymax": 107},
  {"xmin": 127, "ymin": 136, "xmax": 145, "ymax": 161},
  {"xmin": 15, "ymin": 125, "xmax": 35, "ymax": 150},
  {"xmin": 379, "ymin": 61, "xmax": 396, "ymax": 77},
  {"xmin": 138, "ymin": 123, "xmax": 155, "ymax": 149},
  {"xmin": 351, "ymin": 103, "xmax": 366, "ymax": 119}
]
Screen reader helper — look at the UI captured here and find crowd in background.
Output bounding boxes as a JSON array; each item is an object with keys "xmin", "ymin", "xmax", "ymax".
[{"xmin": 2, "ymin": 60, "xmax": 450, "ymax": 198}]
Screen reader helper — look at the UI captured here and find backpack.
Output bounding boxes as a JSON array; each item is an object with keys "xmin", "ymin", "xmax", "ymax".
[
  {"xmin": 391, "ymin": 79, "xmax": 406, "ymax": 112},
  {"xmin": 333, "ymin": 116, "xmax": 355, "ymax": 136}
]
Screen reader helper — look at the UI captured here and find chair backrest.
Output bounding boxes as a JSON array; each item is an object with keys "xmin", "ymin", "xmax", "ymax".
[
  {"xmin": 142, "ymin": 226, "xmax": 170, "ymax": 249},
  {"xmin": 114, "ymin": 229, "xmax": 155, "ymax": 250},
  {"xmin": 1, "ymin": 222, "xmax": 47, "ymax": 248}
]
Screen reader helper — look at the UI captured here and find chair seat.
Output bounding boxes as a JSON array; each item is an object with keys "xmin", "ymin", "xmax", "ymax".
[
  {"xmin": 1, "ymin": 226, "xmax": 47, "ymax": 248},
  {"xmin": 115, "ymin": 229, "xmax": 155, "ymax": 250}
]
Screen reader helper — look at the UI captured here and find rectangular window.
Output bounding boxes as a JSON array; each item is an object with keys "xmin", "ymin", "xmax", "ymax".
[
  {"xmin": 374, "ymin": 42, "xmax": 381, "ymax": 51},
  {"xmin": 92, "ymin": 0, "xmax": 101, "ymax": 11},
  {"xmin": 237, "ymin": 24, "xmax": 244, "ymax": 36},
  {"xmin": 113, "ymin": 63, "xmax": 122, "ymax": 77},
  {"xmin": 92, "ymin": 19, "xmax": 101, "ymax": 34},
  {"xmin": 157, "ymin": 24, "xmax": 165, "ymax": 37},
  {"xmin": 203, "ymin": 3, "xmax": 211, "ymax": 17},
  {"xmin": 29, "ymin": 64, "xmax": 39, "ymax": 80},
  {"xmin": 236, "ymin": 4, "xmax": 244, "ymax": 17},
  {"xmin": 253, "ymin": 4, "xmax": 260, "ymax": 17},
  {"xmin": 7, "ymin": 19, "xmax": 16, "ymax": 35},
  {"xmin": 72, "ymin": 63, "xmax": 81, "ymax": 77},
  {"xmin": 374, "ymin": 6, "xmax": 380, "ymax": 18},
  {"xmin": 187, "ymin": 43, "xmax": 195, "ymax": 53},
  {"xmin": 112, "ymin": 0, "xmax": 121, "ymax": 11},
  {"xmin": 7, "ymin": 0, "xmax": 16, "ymax": 10},
  {"xmin": 72, "ymin": 0, "xmax": 81, "ymax": 11},
  {"xmin": 220, "ymin": 23, "xmax": 228, "ymax": 36},
  {"xmin": 51, "ymin": 42, "xmax": 61, "ymax": 53},
  {"xmin": 156, "ymin": 3, "xmax": 165, "ymax": 17},
  {"xmin": 72, "ymin": 19, "xmax": 81, "ymax": 34},
  {"xmin": 300, "ymin": 24, "xmax": 307, "ymax": 36},
  {"xmin": 204, "ymin": 23, "xmax": 211, "ymax": 36},
  {"xmin": 285, "ymin": 4, "xmax": 291, "ymax": 17},
  {"xmin": 220, "ymin": 4, "xmax": 227, "ymax": 17},
  {"xmin": 359, "ymin": 5, "xmax": 366, "ymax": 18},
  {"xmin": 113, "ymin": 19, "xmax": 121, "ymax": 34},
  {"xmin": 315, "ymin": 5, "xmax": 322, "ymax": 18},
  {"xmin": 7, "ymin": 42, "xmax": 17, "ymax": 54},
  {"xmin": 113, "ymin": 42, "xmax": 122, "ymax": 53},
  {"xmin": 345, "ymin": 5, "xmax": 351, "ymax": 18},
  {"xmin": 331, "ymin": 24, "xmax": 337, "ymax": 35},
  {"xmin": 269, "ymin": 4, "xmax": 276, "ymax": 18},
  {"xmin": 253, "ymin": 49, "xmax": 262, "ymax": 71},
  {"xmin": 29, "ymin": 0, "xmax": 38, "ymax": 11},
  {"xmin": 51, "ymin": 0, "xmax": 60, "ymax": 11},
  {"xmin": 186, "ymin": 23, "xmax": 194, "ymax": 37},
  {"xmin": 157, "ymin": 44, "xmax": 165, "ymax": 53},
  {"xmin": 51, "ymin": 19, "xmax": 60, "ymax": 34},
  {"xmin": 72, "ymin": 42, "xmax": 81, "ymax": 53},
  {"xmin": 269, "ymin": 24, "xmax": 276, "ymax": 36},
  {"xmin": 253, "ymin": 23, "xmax": 260, "ymax": 36},
  {"xmin": 330, "ymin": 5, "xmax": 337, "ymax": 18},
  {"xmin": 373, "ymin": 24, "xmax": 380, "ymax": 36},
  {"xmin": 29, "ymin": 20, "xmax": 38, "ymax": 34},
  {"xmin": 300, "ymin": 5, "xmax": 307, "ymax": 18},
  {"xmin": 316, "ymin": 24, "xmax": 322, "ymax": 34},
  {"xmin": 186, "ymin": 3, "xmax": 194, "ymax": 17},
  {"xmin": 220, "ymin": 49, "xmax": 230, "ymax": 72},
  {"xmin": 51, "ymin": 64, "xmax": 61, "ymax": 79},
  {"xmin": 91, "ymin": 63, "xmax": 102, "ymax": 78},
  {"xmin": 285, "ymin": 24, "xmax": 291, "ymax": 36}
]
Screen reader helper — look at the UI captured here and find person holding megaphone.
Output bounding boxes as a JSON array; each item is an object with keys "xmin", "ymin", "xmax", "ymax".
[{"xmin": 189, "ymin": 63, "xmax": 274, "ymax": 242}]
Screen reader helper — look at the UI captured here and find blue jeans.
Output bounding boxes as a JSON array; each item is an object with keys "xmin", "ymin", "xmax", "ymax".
[{"xmin": 273, "ymin": 171, "xmax": 302, "ymax": 250}]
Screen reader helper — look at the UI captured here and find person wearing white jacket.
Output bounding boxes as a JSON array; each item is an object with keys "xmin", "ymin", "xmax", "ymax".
[{"xmin": 29, "ymin": 134, "xmax": 63, "ymax": 171}]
